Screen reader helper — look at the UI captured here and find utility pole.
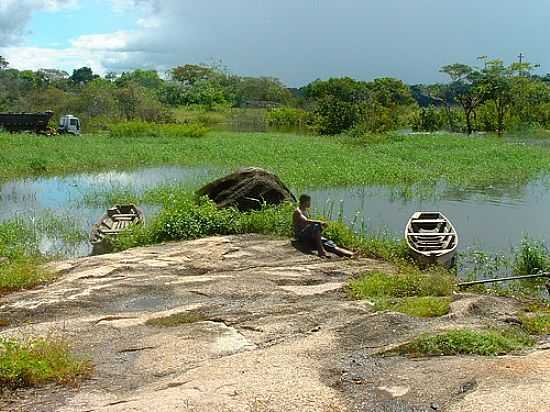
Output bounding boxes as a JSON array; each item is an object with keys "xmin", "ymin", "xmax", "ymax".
[{"xmin": 518, "ymin": 52, "xmax": 524, "ymax": 65}]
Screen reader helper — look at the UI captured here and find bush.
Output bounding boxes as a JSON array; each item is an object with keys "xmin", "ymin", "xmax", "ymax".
[
  {"xmin": 411, "ymin": 106, "xmax": 444, "ymax": 132},
  {"xmin": 314, "ymin": 96, "xmax": 358, "ymax": 135},
  {"xmin": 265, "ymin": 107, "xmax": 315, "ymax": 129},
  {"xmin": 113, "ymin": 197, "xmax": 293, "ymax": 251},
  {"xmin": 109, "ymin": 121, "xmax": 209, "ymax": 138}
]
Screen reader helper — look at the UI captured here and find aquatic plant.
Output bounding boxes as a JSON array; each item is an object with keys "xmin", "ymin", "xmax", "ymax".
[{"xmin": 3, "ymin": 132, "xmax": 550, "ymax": 194}]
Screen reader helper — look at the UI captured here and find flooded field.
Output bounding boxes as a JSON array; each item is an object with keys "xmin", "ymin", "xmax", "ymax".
[{"xmin": 1, "ymin": 165, "xmax": 548, "ymax": 260}]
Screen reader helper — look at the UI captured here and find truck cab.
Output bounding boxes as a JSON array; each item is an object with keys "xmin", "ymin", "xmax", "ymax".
[{"xmin": 58, "ymin": 115, "xmax": 81, "ymax": 135}]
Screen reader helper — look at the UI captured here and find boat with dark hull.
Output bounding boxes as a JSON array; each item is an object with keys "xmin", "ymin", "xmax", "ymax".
[{"xmin": 90, "ymin": 205, "xmax": 144, "ymax": 255}]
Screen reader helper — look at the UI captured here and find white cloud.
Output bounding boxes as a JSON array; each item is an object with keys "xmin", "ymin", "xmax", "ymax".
[
  {"xmin": 0, "ymin": 0, "xmax": 79, "ymax": 46},
  {"xmin": 71, "ymin": 31, "xmax": 132, "ymax": 51},
  {"xmin": 2, "ymin": 0, "xmax": 549, "ymax": 85}
]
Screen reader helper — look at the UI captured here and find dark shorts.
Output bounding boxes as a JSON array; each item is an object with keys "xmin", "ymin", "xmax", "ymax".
[{"xmin": 295, "ymin": 223, "xmax": 322, "ymax": 243}]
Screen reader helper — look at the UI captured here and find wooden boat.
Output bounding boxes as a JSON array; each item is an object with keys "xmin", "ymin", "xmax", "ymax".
[
  {"xmin": 90, "ymin": 204, "xmax": 144, "ymax": 255},
  {"xmin": 405, "ymin": 211, "xmax": 458, "ymax": 268}
]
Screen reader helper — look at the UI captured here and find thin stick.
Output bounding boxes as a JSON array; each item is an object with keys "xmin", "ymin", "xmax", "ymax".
[{"xmin": 458, "ymin": 272, "xmax": 550, "ymax": 287}]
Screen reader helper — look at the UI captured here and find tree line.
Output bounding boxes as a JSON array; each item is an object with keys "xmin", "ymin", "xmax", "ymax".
[{"xmin": 0, "ymin": 55, "xmax": 549, "ymax": 135}]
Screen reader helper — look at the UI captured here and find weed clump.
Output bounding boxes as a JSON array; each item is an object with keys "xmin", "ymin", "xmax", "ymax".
[
  {"xmin": 520, "ymin": 313, "xmax": 550, "ymax": 335},
  {"xmin": 0, "ymin": 336, "xmax": 92, "ymax": 389},
  {"xmin": 393, "ymin": 328, "xmax": 534, "ymax": 357},
  {"xmin": 349, "ymin": 270, "xmax": 456, "ymax": 318},
  {"xmin": 145, "ymin": 311, "xmax": 207, "ymax": 327}
]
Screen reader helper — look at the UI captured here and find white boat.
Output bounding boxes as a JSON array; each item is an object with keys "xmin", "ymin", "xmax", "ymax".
[{"xmin": 405, "ymin": 211, "xmax": 458, "ymax": 268}]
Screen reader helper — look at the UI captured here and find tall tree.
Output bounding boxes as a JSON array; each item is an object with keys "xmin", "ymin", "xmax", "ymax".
[
  {"xmin": 440, "ymin": 64, "xmax": 486, "ymax": 135},
  {"xmin": 480, "ymin": 60, "xmax": 537, "ymax": 135}
]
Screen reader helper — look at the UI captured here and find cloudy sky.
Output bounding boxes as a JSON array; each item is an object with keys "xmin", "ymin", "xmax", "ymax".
[{"xmin": 0, "ymin": 0, "xmax": 548, "ymax": 86}]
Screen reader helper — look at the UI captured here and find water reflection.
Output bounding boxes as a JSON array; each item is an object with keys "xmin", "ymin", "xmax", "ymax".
[
  {"xmin": 308, "ymin": 179, "xmax": 550, "ymax": 253},
  {"xmin": 1, "ymin": 166, "xmax": 549, "ymax": 259}
]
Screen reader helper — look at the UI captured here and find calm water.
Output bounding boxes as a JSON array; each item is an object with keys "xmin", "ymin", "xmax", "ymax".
[
  {"xmin": 0, "ymin": 166, "xmax": 549, "ymax": 258},
  {"xmin": 309, "ymin": 180, "xmax": 550, "ymax": 254},
  {"xmin": 0, "ymin": 166, "xmax": 215, "ymax": 256}
]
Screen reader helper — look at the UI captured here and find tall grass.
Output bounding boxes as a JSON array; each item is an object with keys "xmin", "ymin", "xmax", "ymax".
[
  {"xmin": 0, "ymin": 215, "xmax": 85, "ymax": 294},
  {"xmin": 513, "ymin": 237, "xmax": 549, "ymax": 275}
]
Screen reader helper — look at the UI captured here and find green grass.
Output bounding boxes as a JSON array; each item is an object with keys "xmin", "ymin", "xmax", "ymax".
[
  {"xmin": 0, "ymin": 258, "xmax": 52, "ymax": 296},
  {"xmin": 0, "ymin": 217, "xmax": 75, "ymax": 295},
  {"xmin": 349, "ymin": 270, "xmax": 456, "ymax": 299},
  {"xmin": 145, "ymin": 311, "xmax": 207, "ymax": 327},
  {"xmin": 109, "ymin": 121, "xmax": 209, "ymax": 138},
  {"xmin": 348, "ymin": 270, "xmax": 456, "ymax": 317},
  {"xmin": 393, "ymin": 328, "xmax": 535, "ymax": 357},
  {"xmin": 375, "ymin": 296, "xmax": 453, "ymax": 318},
  {"xmin": 2, "ymin": 132, "xmax": 550, "ymax": 192},
  {"xmin": 0, "ymin": 336, "xmax": 92, "ymax": 389}
]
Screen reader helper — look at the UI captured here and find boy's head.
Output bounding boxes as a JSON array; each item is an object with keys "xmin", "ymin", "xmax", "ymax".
[{"xmin": 299, "ymin": 194, "xmax": 311, "ymax": 208}]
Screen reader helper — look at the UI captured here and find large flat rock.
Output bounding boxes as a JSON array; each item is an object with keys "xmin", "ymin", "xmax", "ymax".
[{"xmin": 0, "ymin": 235, "xmax": 548, "ymax": 412}]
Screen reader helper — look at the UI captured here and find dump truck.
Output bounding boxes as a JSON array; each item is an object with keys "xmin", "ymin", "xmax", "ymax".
[
  {"xmin": 0, "ymin": 111, "xmax": 54, "ymax": 133},
  {"xmin": 0, "ymin": 112, "xmax": 81, "ymax": 135},
  {"xmin": 58, "ymin": 114, "xmax": 81, "ymax": 135}
]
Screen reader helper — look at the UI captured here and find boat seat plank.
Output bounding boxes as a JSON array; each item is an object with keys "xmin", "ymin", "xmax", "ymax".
[
  {"xmin": 98, "ymin": 229, "xmax": 122, "ymax": 234},
  {"xmin": 411, "ymin": 219, "xmax": 447, "ymax": 224},
  {"xmin": 407, "ymin": 232, "xmax": 456, "ymax": 237},
  {"xmin": 112, "ymin": 214, "xmax": 138, "ymax": 219}
]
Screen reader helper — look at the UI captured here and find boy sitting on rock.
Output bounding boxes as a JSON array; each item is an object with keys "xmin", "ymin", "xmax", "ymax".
[{"xmin": 293, "ymin": 194, "xmax": 354, "ymax": 258}]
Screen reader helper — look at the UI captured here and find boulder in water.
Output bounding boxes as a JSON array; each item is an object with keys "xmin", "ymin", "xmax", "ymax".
[{"xmin": 198, "ymin": 167, "xmax": 296, "ymax": 211}]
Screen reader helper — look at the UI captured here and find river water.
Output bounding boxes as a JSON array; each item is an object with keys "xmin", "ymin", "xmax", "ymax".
[{"xmin": 0, "ymin": 166, "xmax": 549, "ymax": 259}]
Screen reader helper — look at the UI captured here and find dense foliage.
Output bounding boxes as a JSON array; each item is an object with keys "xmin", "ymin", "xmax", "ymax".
[{"xmin": 1, "ymin": 55, "xmax": 548, "ymax": 135}]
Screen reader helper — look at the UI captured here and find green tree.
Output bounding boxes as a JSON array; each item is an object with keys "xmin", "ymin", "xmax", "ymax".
[
  {"xmin": 170, "ymin": 64, "xmax": 217, "ymax": 85},
  {"xmin": 303, "ymin": 77, "xmax": 369, "ymax": 103},
  {"xmin": 70, "ymin": 67, "xmax": 99, "ymax": 85},
  {"xmin": 231, "ymin": 77, "xmax": 292, "ymax": 106},
  {"xmin": 115, "ymin": 69, "xmax": 163, "ymax": 90},
  {"xmin": 440, "ymin": 63, "xmax": 486, "ymax": 135}
]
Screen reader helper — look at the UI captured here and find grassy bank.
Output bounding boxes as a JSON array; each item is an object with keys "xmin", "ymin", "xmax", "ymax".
[{"xmin": 2, "ymin": 131, "xmax": 550, "ymax": 191}]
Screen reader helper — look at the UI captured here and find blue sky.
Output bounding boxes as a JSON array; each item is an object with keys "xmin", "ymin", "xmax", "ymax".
[
  {"xmin": 28, "ymin": 1, "xmax": 139, "ymax": 48},
  {"xmin": 1, "ymin": 1, "xmax": 549, "ymax": 86}
]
